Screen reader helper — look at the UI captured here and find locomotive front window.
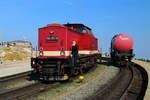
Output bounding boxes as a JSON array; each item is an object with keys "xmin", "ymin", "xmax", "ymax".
[{"xmin": 46, "ymin": 36, "xmax": 58, "ymax": 41}]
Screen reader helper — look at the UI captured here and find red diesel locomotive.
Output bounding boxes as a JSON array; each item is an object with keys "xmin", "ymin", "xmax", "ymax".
[
  {"xmin": 110, "ymin": 33, "xmax": 134, "ymax": 64},
  {"xmin": 31, "ymin": 23, "xmax": 101, "ymax": 81}
]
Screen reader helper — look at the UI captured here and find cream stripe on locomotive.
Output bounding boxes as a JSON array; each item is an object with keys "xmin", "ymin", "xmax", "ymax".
[{"xmin": 42, "ymin": 50, "xmax": 99, "ymax": 56}]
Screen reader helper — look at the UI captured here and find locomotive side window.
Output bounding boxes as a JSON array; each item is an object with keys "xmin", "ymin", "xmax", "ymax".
[
  {"xmin": 74, "ymin": 26, "xmax": 87, "ymax": 34},
  {"xmin": 78, "ymin": 27, "xmax": 83, "ymax": 33},
  {"xmin": 82, "ymin": 29, "xmax": 87, "ymax": 33},
  {"xmin": 64, "ymin": 24, "xmax": 89, "ymax": 34},
  {"xmin": 89, "ymin": 30, "xmax": 93, "ymax": 34},
  {"xmin": 80, "ymin": 27, "xmax": 87, "ymax": 33}
]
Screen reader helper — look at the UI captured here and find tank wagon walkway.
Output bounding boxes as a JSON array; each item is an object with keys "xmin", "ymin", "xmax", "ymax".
[
  {"xmin": 133, "ymin": 60, "xmax": 150, "ymax": 100},
  {"xmin": 0, "ymin": 60, "xmax": 32, "ymax": 78}
]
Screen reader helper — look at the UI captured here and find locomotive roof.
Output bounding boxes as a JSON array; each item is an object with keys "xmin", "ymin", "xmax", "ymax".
[{"xmin": 63, "ymin": 23, "xmax": 91, "ymax": 30}]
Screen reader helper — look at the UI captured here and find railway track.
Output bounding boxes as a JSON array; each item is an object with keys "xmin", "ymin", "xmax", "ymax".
[
  {"xmin": 0, "ymin": 71, "xmax": 34, "ymax": 93},
  {"xmin": 0, "ymin": 58, "xmax": 148, "ymax": 100},
  {"xmin": 0, "ymin": 81, "xmax": 60, "ymax": 100},
  {"xmin": 0, "ymin": 70, "xmax": 61, "ymax": 100},
  {"xmin": 0, "ymin": 64, "xmax": 98, "ymax": 100},
  {"xmin": 0, "ymin": 71, "xmax": 32, "ymax": 83},
  {"xmin": 87, "ymin": 60, "xmax": 148, "ymax": 100}
]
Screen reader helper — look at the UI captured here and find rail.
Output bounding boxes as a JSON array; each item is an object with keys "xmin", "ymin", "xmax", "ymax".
[{"xmin": 87, "ymin": 60, "xmax": 148, "ymax": 100}]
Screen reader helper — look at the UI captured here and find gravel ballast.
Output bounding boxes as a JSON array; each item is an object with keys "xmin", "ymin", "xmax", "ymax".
[
  {"xmin": 24, "ymin": 62, "xmax": 119, "ymax": 100},
  {"xmin": 57, "ymin": 66, "xmax": 119, "ymax": 100}
]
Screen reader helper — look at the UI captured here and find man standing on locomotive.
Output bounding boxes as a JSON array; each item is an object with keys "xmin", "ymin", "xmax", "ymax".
[
  {"xmin": 71, "ymin": 41, "xmax": 78, "ymax": 58},
  {"xmin": 71, "ymin": 41, "xmax": 78, "ymax": 75}
]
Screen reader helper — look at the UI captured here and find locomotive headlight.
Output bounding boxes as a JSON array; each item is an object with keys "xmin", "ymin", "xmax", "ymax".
[
  {"xmin": 32, "ymin": 61, "xmax": 35, "ymax": 65},
  {"xmin": 55, "ymin": 37, "xmax": 58, "ymax": 40},
  {"xmin": 39, "ymin": 51, "xmax": 43, "ymax": 56},
  {"xmin": 60, "ymin": 51, "xmax": 65, "ymax": 56},
  {"xmin": 51, "ymin": 36, "xmax": 55, "ymax": 40}
]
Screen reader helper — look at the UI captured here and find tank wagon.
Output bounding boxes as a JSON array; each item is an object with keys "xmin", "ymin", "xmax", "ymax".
[
  {"xmin": 110, "ymin": 33, "xmax": 134, "ymax": 64},
  {"xmin": 31, "ymin": 23, "xmax": 101, "ymax": 81}
]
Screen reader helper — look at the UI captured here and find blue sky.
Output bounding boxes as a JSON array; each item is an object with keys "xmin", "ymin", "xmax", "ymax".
[{"xmin": 0, "ymin": 0, "xmax": 149, "ymax": 59}]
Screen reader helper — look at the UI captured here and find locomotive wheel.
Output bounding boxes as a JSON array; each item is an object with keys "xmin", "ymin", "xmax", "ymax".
[
  {"xmin": 128, "ymin": 57, "xmax": 131, "ymax": 62},
  {"xmin": 70, "ymin": 57, "xmax": 79, "ymax": 76},
  {"xmin": 57, "ymin": 61, "xmax": 64, "ymax": 75},
  {"xmin": 60, "ymin": 64, "xmax": 64, "ymax": 75},
  {"xmin": 71, "ymin": 66, "xmax": 79, "ymax": 76},
  {"xmin": 74, "ymin": 68, "xmax": 80, "ymax": 75},
  {"xmin": 57, "ymin": 61, "xmax": 61, "ymax": 75},
  {"xmin": 80, "ymin": 64, "xmax": 85, "ymax": 74}
]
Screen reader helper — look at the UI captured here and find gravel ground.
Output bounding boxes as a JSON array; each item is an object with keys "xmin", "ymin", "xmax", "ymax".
[
  {"xmin": 24, "ymin": 61, "xmax": 119, "ymax": 100},
  {"xmin": 57, "ymin": 65, "xmax": 118, "ymax": 100},
  {"xmin": 0, "ymin": 60, "xmax": 30, "ymax": 68},
  {"xmin": 0, "ymin": 60, "xmax": 32, "ymax": 78}
]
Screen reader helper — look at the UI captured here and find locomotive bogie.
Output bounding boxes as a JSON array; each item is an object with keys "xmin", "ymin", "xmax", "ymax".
[{"xmin": 31, "ymin": 54, "xmax": 100, "ymax": 81}]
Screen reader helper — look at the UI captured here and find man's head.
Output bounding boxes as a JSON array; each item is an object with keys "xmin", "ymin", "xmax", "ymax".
[{"xmin": 72, "ymin": 41, "xmax": 76, "ymax": 46}]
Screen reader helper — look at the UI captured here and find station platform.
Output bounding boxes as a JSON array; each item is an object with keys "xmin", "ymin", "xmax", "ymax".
[
  {"xmin": 134, "ymin": 60, "xmax": 150, "ymax": 100},
  {"xmin": 0, "ymin": 60, "xmax": 32, "ymax": 78}
]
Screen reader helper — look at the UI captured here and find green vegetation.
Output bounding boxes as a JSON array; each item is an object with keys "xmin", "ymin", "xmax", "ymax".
[{"xmin": 135, "ymin": 58, "xmax": 150, "ymax": 62}]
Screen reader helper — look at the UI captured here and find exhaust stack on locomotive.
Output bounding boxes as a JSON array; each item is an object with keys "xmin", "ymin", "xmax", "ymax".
[{"xmin": 31, "ymin": 23, "xmax": 101, "ymax": 81}]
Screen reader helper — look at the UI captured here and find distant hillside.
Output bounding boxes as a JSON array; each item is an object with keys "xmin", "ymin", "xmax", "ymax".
[{"xmin": 0, "ymin": 42, "xmax": 32, "ymax": 64}]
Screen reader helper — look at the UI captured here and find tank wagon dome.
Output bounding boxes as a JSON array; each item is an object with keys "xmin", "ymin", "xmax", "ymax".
[{"xmin": 112, "ymin": 33, "xmax": 133, "ymax": 51}]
